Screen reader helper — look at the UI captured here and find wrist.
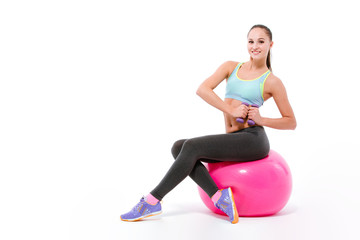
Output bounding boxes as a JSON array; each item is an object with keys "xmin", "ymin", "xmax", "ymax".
[
  {"xmin": 258, "ymin": 116, "xmax": 266, "ymax": 126},
  {"xmin": 224, "ymin": 104, "xmax": 234, "ymax": 115}
]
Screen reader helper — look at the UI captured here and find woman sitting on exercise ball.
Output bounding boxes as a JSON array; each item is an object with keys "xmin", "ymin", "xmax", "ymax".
[{"xmin": 120, "ymin": 24, "xmax": 296, "ymax": 224}]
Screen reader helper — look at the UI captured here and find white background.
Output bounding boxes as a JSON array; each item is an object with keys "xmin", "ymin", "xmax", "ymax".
[{"xmin": 1, "ymin": 0, "xmax": 360, "ymax": 239}]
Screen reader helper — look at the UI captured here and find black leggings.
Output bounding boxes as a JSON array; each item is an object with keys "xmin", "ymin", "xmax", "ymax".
[{"xmin": 150, "ymin": 126, "xmax": 270, "ymax": 201}]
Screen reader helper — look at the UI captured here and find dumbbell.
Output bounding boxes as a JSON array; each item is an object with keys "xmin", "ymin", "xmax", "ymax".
[{"xmin": 236, "ymin": 103, "xmax": 259, "ymax": 125}]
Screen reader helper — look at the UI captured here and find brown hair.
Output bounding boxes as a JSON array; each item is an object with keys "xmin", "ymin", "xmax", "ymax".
[{"xmin": 248, "ymin": 24, "xmax": 273, "ymax": 71}]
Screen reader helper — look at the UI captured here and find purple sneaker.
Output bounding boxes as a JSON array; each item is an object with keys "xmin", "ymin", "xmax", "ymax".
[
  {"xmin": 214, "ymin": 188, "xmax": 239, "ymax": 224},
  {"xmin": 120, "ymin": 197, "xmax": 162, "ymax": 222}
]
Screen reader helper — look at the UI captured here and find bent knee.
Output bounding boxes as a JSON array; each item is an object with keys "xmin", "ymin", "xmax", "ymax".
[
  {"xmin": 171, "ymin": 139, "xmax": 187, "ymax": 159},
  {"xmin": 180, "ymin": 138, "xmax": 203, "ymax": 156}
]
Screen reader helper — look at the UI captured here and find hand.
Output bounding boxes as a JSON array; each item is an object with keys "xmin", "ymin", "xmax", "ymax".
[
  {"xmin": 230, "ymin": 104, "xmax": 249, "ymax": 119},
  {"xmin": 248, "ymin": 106, "xmax": 263, "ymax": 125}
]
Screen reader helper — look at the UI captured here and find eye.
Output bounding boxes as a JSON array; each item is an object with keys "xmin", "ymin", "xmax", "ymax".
[
  {"xmin": 248, "ymin": 40, "xmax": 254, "ymax": 43},
  {"xmin": 259, "ymin": 41, "xmax": 264, "ymax": 43}
]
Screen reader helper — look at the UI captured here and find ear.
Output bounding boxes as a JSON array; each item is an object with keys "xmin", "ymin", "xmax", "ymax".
[{"xmin": 270, "ymin": 41, "xmax": 274, "ymax": 49}]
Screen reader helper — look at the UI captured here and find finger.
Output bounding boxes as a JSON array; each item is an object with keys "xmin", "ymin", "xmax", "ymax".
[
  {"xmin": 240, "ymin": 111, "xmax": 247, "ymax": 117},
  {"xmin": 240, "ymin": 105, "xmax": 249, "ymax": 110},
  {"xmin": 249, "ymin": 111, "xmax": 257, "ymax": 117},
  {"xmin": 250, "ymin": 108, "xmax": 258, "ymax": 113}
]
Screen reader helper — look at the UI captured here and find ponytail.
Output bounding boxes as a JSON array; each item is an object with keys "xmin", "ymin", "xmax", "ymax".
[{"xmin": 266, "ymin": 49, "xmax": 272, "ymax": 72}]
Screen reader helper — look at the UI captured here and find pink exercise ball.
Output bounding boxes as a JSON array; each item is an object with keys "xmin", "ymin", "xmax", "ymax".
[{"xmin": 198, "ymin": 150, "xmax": 292, "ymax": 217}]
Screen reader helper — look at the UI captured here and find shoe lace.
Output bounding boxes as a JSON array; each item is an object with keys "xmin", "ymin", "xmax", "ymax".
[
  {"xmin": 132, "ymin": 197, "xmax": 145, "ymax": 213},
  {"xmin": 215, "ymin": 196, "xmax": 231, "ymax": 215}
]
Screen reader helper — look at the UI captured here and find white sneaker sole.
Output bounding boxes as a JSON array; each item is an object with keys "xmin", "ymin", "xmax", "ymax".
[{"xmin": 120, "ymin": 210, "xmax": 162, "ymax": 222}]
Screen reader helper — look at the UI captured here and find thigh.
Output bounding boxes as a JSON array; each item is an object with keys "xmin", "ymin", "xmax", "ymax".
[
  {"xmin": 171, "ymin": 139, "xmax": 221, "ymax": 164},
  {"xmin": 184, "ymin": 127, "xmax": 270, "ymax": 162}
]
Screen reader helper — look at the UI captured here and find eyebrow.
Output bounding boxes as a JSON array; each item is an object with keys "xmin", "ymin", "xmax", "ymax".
[{"xmin": 248, "ymin": 38, "xmax": 265, "ymax": 40}]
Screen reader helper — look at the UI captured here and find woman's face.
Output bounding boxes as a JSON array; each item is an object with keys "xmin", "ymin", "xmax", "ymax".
[{"xmin": 247, "ymin": 28, "xmax": 273, "ymax": 61}]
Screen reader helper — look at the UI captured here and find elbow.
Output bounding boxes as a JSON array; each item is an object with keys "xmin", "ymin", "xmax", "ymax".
[
  {"xmin": 283, "ymin": 116, "xmax": 296, "ymax": 130},
  {"xmin": 196, "ymin": 85, "xmax": 205, "ymax": 97},
  {"xmin": 290, "ymin": 118, "xmax": 297, "ymax": 130},
  {"xmin": 196, "ymin": 87, "xmax": 201, "ymax": 96}
]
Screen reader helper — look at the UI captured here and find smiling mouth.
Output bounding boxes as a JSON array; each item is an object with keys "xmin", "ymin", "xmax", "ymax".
[{"xmin": 252, "ymin": 51, "xmax": 261, "ymax": 54}]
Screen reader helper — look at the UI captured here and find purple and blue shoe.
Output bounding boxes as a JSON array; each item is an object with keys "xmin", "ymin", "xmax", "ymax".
[
  {"xmin": 120, "ymin": 197, "xmax": 162, "ymax": 222},
  {"xmin": 214, "ymin": 188, "xmax": 239, "ymax": 224}
]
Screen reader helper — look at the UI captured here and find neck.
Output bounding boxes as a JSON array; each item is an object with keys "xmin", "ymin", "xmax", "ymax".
[{"xmin": 248, "ymin": 57, "xmax": 268, "ymax": 70}]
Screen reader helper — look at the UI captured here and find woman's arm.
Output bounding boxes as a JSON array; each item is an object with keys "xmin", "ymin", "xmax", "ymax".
[
  {"xmin": 250, "ymin": 76, "xmax": 297, "ymax": 130},
  {"xmin": 196, "ymin": 61, "xmax": 234, "ymax": 115}
]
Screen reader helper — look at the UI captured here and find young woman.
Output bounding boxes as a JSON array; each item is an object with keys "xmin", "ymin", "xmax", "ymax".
[{"xmin": 120, "ymin": 24, "xmax": 296, "ymax": 224}]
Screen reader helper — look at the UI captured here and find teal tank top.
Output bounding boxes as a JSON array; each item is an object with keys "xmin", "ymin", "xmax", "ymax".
[{"xmin": 225, "ymin": 62, "xmax": 271, "ymax": 107}]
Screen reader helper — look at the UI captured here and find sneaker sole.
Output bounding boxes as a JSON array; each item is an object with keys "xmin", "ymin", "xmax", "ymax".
[
  {"xmin": 120, "ymin": 211, "xmax": 162, "ymax": 222},
  {"xmin": 228, "ymin": 188, "xmax": 239, "ymax": 224}
]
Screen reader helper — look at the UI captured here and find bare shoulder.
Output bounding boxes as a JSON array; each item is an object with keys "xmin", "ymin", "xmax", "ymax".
[
  {"xmin": 266, "ymin": 72, "xmax": 282, "ymax": 85},
  {"xmin": 209, "ymin": 60, "xmax": 239, "ymax": 79},
  {"xmin": 262, "ymin": 72, "xmax": 287, "ymax": 101},
  {"xmin": 225, "ymin": 60, "xmax": 239, "ymax": 66},
  {"xmin": 220, "ymin": 60, "xmax": 239, "ymax": 79},
  {"xmin": 265, "ymin": 73, "xmax": 286, "ymax": 94},
  {"xmin": 199, "ymin": 60, "xmax": 240, "ymax": 90}
]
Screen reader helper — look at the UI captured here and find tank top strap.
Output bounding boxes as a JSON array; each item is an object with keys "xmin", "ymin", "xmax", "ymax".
[
  {"xmin": 229, "ymin": 62, "xmax": 243, "ymax": 78},
  {"xmin": 258, "ymin": 70, "xmax": 271, "ymax": 83}
]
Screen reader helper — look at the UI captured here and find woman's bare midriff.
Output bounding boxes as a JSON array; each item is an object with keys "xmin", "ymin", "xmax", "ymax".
[{"xmin": 224, "ymin": 98, "xmax": 260, "ymax": 133}]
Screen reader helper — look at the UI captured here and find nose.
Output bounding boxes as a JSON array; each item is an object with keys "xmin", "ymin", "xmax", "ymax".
[{"xmin": 250, "ymin": 43, "xmax": 257, "ymax": 50}]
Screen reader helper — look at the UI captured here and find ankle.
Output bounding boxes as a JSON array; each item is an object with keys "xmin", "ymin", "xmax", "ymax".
[
  {"xmin": 145, "ymin": 194, "xmax": 159, "ymax": 205},
  {"xmin": 211, "ymin": 190, "xmax": 222, "ymax": 203}
]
